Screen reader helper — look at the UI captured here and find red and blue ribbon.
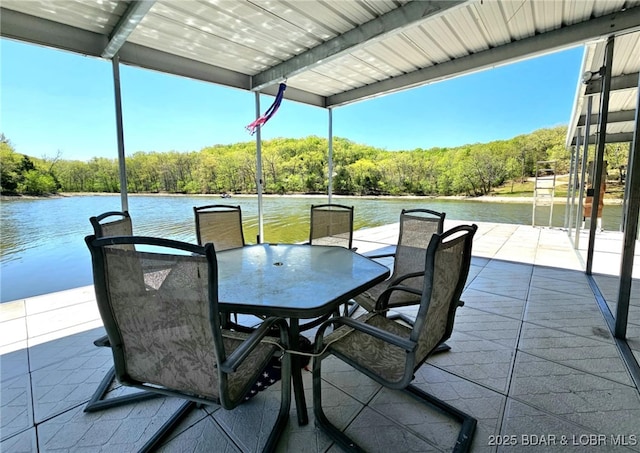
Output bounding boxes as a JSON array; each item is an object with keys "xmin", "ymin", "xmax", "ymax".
[{"xmin": 246, "ymin": 83, "xmax": 287, "ymax": 135}]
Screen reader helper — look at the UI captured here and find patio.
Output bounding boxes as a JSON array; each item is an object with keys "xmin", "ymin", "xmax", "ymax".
[{"xmin": 2, "ymin": 220, "xmax": 639, "ymax": 452}]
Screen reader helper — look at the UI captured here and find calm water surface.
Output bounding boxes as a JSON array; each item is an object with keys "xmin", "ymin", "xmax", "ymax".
[{"xmin": 1, "ymin": 194, "xmax": 622, "ymax": 303}]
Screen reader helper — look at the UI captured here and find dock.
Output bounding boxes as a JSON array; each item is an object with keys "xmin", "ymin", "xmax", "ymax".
[{"xmin": 2, "ymin": 220, "xmax": 639, "ymax": 452}]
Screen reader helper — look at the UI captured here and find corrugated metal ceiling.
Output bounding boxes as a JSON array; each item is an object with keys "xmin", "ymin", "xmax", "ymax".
[{"xmin": 2, "ymin": 0, "xmax": 640, "ymax": 111}]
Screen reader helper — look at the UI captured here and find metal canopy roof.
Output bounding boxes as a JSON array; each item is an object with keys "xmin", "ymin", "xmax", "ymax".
[
  {"xmin": 565, "ymin": 30, "xmax": 640, "ymax": 147},
  {"xmin": 2, "ymin": 0, "xmax": 640, "ymax": 109}
]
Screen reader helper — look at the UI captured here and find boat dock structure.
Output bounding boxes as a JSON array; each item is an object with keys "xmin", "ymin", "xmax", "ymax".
[
  {"xmin": 2, "ymin": 2, "xmax": 640, "ymax": 450},
  {"xmin": 2, "ymin": 221, "xmax": 639, "ymax": 452}
]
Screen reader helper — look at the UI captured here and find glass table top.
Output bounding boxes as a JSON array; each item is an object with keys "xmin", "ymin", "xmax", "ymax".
[{"xmin": 216, "ymin": 243, "xmax": 390, "ymax": 318}]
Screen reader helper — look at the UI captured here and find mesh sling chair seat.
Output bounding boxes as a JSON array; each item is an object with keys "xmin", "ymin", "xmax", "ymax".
[
  {"xmin": 85, "ymin": 235, "xmax": 291, "ymax": 452},
  {"xmin": 309, "ymin": 203, "xmax": 355, "ymax": 250},
  {"xmin": 312, "ymin": 224, "xmax": 478, "ymax": 453},
  {"xmin": 194, "ymin": 204, "xmax": 245, "ymax": 251},
  {"xmin": 90, "ymin": 210, "xmax": 134, "ymax": 240}
]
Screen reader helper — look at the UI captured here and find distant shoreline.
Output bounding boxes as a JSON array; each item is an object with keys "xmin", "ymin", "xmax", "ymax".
[{"xmin": 1, "ymin": 192, "xmax": 623, "ymax": 205}]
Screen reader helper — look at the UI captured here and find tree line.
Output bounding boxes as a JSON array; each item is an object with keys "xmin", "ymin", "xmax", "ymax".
[{"xmin": 0, "ymin": 127, "xmax": 630, "ymax": 197}]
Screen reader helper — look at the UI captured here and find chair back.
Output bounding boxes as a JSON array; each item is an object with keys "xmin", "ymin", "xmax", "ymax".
[
  {"xmin": 90, "ymin": 211, "xmax": 134, "ymax": 249},
  {"xmin": 85, "ymin": 235, "xmax": 262, "ymax": 407},
  {"xmin": 384, "ymin": 209, "xmax": 445, "ymax": 306},
  {"xmin": 194, "ymin": 204, "xmax": 245, "ymax": 250},
  {"xmin": 309, "ymin": 204, "xmax": 354, "ymax": 249},
  {"xmin": 411, "ymin": 224, "xmax": 476, "ymax": 361}
]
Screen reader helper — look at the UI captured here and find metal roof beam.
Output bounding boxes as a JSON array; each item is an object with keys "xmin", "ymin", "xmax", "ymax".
[
  {"xmin": 250, "ymin": 0, "xmax": 465, "ymax": 91},
  {"xmin": 570, "ymin": 132, "xmax": 635, "ymax": 145},
  {"xmin": 0, "ymin": 7, "xmax": 107, "ymax": 57},
  {"xmin": 327, "ymin": 5, "xmax": 640, "ymax": 107},
  {"xmin": 585, "ymin": 73, "xmax": 640, "ymax": 95},
  {"xmin": 116, "ymin": 42, "xmax": 251, "ymax": 90},
  {"xmin": 116, "ymin": 42, "xmax": 326, "ymax": 107},
  {"xmin": 577, "ymin": 109, "xmax": 637, "ymax": 126},
  {"xmin": 102, "ymin": 0, "xmax": 156, "ymax": 59}
]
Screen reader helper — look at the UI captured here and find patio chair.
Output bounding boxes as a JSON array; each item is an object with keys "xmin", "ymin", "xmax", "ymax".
[
  {"xmin": 86, "ymin": 210, "xmax": 159, "ymax": 411},
  {"xmin": 194, "ymin": 204, "xmax": 263, "ymax": 332},
  {"xmin": 312, "ymin": 224, "xmax": 478, "ymax": 453},
  {"xmin": 356, "ymin": 208, "xmax": 445, "ymax": 323},
  {"xmin": 85, "ymin": 234, "xmax": 291, "ymax": 452},
  {"xmin": 305, "ymin": 203, "xmax": 357, "ymax": 326},
  {"xmin": 194, "ymin": 204, "xmax": 245, "ymax": 250},
  {"xmin": 309, "ymin": 203, "xmax": 354, "ymax": 250}
]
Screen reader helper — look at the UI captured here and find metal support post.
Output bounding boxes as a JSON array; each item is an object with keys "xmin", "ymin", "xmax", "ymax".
[
  {"xmin": 614, "ymin": 72, "xmax": 640, "ymax": 339},
  {"xmin": 112, "ymin": 56, "xmax": 129, "ymax": 212},
  {"xmin": 586, "ymin": 36, "xmax": 614, "ymax": 274},
  {"xmin": 621, "ymin": 141, "xmax": 633, "ymax": 232},
  {"xmin": 254, "ymin": 92, "xmax": 264, "ymax": 243},
  {"xmin": 575, "ymin": 101, "xmax": 593, "ymax": 250},
  {"xmin": 328, "ymin": 108, "xmax": 333, "ymax": 203},
  {"xmin": 567, "ymin": 135, "xmax": 580, "ymax": 236}
]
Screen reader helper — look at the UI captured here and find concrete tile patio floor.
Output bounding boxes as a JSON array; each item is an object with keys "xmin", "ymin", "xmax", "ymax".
[{"xmin": 2, "ymin": 220, "xmax": 639, "ymax": 452}]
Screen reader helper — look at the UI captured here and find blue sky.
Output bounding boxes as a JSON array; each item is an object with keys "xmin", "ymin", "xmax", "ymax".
[{"xmin": 1, "ymin": 38, "xmax": 583, "ymax": 162}]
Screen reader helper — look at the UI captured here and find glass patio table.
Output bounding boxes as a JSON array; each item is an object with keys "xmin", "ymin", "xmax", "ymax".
[{"xmin": 216, "ymin": 243, "xmax": 390, "ymax": 425}]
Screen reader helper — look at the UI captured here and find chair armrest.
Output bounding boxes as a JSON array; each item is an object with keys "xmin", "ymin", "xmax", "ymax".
[
  {"xmin": 221, "ymin": 317, "xmax": 289, "ymax": 373},
  {"xmin": 315, "ymin": 316, "xmax": 416, "ymax": 353},
  {"xmin": 376, "ymin": 285, "xmax": 422, "ymax": 311},
  {"xmin": 365, "ymin": 252, "xmax": 394, "ymax": 259},
  {"xmin": 361, "ymin": 245, "xmax": 396, "ymax": 259},
  {"xmin": 388, "ymin": 270, "xmax": 424, "ymax": 287}
]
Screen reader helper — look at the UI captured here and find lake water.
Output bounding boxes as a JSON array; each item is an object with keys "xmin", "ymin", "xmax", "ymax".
[{"xmin": 0, "ymin": 194, "xmax": 622, "ymax": 303}]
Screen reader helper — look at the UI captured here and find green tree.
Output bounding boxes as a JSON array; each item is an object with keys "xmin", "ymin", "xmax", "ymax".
[
  {"xmin": 19, "ymin": 170, "xmax": 57, "ymax": 195},
  {"xmin": 0, "ymin": 136, "xmax": 61, "ymax": 195},
  {"xmin": 0, "ymin": 136, "xmax": 21, "ymax": 194},
  {"xmin": 349, "ymin": 159, "xmax": 382, "ymax": 195},
  {"xmin": 88, "ymin": 157, "xmax": 119, "ymax": 192},
  {"xmin": 1, "ymin": 126, "xmax": 574, "ymax": 197},
  {"xmin": 55, "ymin": 160, "xmax": 92, "ymax": 191}
]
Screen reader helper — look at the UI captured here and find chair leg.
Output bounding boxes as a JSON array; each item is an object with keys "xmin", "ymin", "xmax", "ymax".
[
  {"xmin": 312, "ymin": 357, "xmax": 366, "ymax": 452},
  {"xmin": 403, "ymin": 385, "xmax": 477, "ymax": 453},
  {"xmin": 86, "ymin": 335, "xmax": 161, "ymax": 412},
  {"xmin": 313, "ymin": 358, "xmax": 476, "ymax": 453},
  {"xmin": 344, "ymin": 299, "xmax": 359, "ymax": 317},
  {"xmin": 93, "ymin": 369, "xmax": 290, "ymax": 453},
  {"xmin": 93, "ymin": 334, "xmax": 110, "ymax": 347},
  {"xmin": 433, "ymin": 343, "xmax": 452, "ymax": 353},
  {"xmin": 387, "ymin": 312, "xmax": 415, "ymax": 326},
  {"xmin": 84, "ymin": 366, "xmax": 161, "ymax": 412},
  {"xmin": 263, "ymin": 351, "xmax": 292, "ymax": 453},
  {"xmin": 138, "ymin": 400, "xmax": 196, "ymax": 453}
]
